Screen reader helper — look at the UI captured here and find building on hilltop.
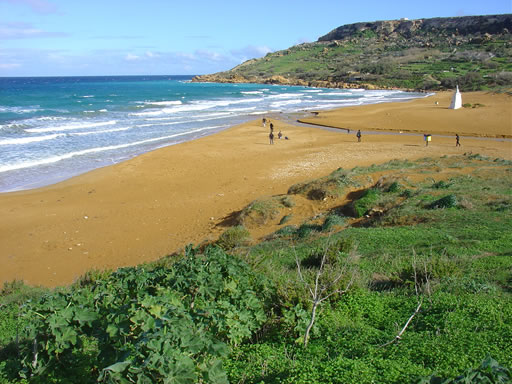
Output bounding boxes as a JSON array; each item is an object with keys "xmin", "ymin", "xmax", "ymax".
[{"xmin": 450, "ymin": 85, "xmax": 462, "ymax": 109}]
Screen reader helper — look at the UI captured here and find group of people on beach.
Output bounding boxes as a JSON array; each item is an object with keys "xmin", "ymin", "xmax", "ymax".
[
  {"xmin": 424, "ymin": 133, "xmax": 462, "ymax": 147},
  {"xmin": 263, "ymin": 117, "xmax": 462, "ymax": 148},
  {"xmin": 263, "ymin": 117, "xmax": 286, "ymax": 144}
]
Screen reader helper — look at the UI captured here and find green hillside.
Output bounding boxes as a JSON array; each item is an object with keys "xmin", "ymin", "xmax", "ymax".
[
  {"xmin": 1, "ymin": 154, "xmax": 511, "ymax": 383},
  {"xmin": 193, "ymin": 14, "xmax": 512, "ymax": 91}
]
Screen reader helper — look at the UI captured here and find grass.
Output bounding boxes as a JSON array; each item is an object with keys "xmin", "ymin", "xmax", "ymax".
[
  {"xmin": 236, "ymin": 196, "xmax": 293, "ymax": 227},
  {"xmin": 216, "ymin": 225, "xmax": 251, "ymax": 250},
  {"xmin": 288, "ymin": 167, "xmax": 359, "ymax": 200},
  {"xmin": 1, "ymin": 154, "xmax": 511, "ymax": 383}
]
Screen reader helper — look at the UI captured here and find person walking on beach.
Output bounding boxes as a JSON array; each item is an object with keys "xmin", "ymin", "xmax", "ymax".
[
  {"xmin": 455, "ymin": 134, "xmax": 461, "ymax": 147},
  {"xmin": 269, "ymin": 131, "xmax": 274, "ymax": 145},
  {"xmin": 278, "ymin": 130, "xmax": 282, "ymax": 139},
  {"xmin": 356, "ymin": 130, "xmax": 361, "ymax": 142},
  {"xmin": 270, "ymin": 122, "xmax": 274, "ymax": 133},
  {"xmin": 262, "ymin": 117, "xmax": 266, "ymax": 128}
]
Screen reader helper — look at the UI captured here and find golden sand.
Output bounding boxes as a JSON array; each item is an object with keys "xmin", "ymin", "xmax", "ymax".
[
  {"xmin": 1, "ymin": 91, "xmax": 510, "ymax": 287},
  {"xmin": 299, "ymin": 91, "xmax": 512, "ymax": 138}
]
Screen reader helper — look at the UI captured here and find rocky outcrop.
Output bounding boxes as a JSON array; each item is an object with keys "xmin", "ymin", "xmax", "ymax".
[
  {"xmin": 318, "ymin": 14, "xmax": 512, "ymax": 41},
  {"xmin": 192, "ymin": 74, "xmax": 388, "ymax": 90}
]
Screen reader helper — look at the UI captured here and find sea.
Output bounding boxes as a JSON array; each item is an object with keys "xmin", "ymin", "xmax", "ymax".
[{"xmin": 0, "ymin": 75, "xmax": 427, "ymax": 192}]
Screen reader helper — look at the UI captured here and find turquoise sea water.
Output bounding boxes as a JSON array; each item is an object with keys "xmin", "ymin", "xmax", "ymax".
[{"xmin": 0, "ymin": 76, "xmax": 426, "ymax": 192}]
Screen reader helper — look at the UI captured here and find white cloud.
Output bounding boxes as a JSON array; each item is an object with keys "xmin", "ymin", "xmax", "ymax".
[
  {"xmin": 230, "ymin": 45, "xmax": 273, "ymax": 63},
  {"xmin": 196, "ymin": 50, "xmax": 225, "ymax": 62},
  {"xmin": 0, "ymin": 0, "xmax": 58, "ymax": 14},
  {"xmin": 125, "ymin": 54, "xmax": 140, "ymax": 61},
  {"xmin": 0, "ymin": 62, "xmax": 21, "ymax": 69},
  {"xmin": 0, "ymin": 22, "xmax": 66, "ymax": 39},
  {"xmin": 145, "ymin": 51, "xmax": 160, "ymax": 58}
]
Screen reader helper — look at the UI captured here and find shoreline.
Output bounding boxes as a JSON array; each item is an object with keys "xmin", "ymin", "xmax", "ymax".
[
  {"xmin": 299, "ymin": 91, "xmax": 512, "ymax": 138},
  {"xmin": 1, "ymin": 91, "xmax": 510, "ymax": 287}
]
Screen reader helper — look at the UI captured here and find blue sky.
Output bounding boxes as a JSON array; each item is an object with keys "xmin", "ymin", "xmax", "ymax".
[{"xmin": 0, "ymin": 0, "xmax": 510, "ymax": 77}]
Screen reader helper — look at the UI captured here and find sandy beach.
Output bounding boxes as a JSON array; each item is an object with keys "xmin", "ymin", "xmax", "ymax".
[
  {"xmin": 300, "ymin": 91, "xmax": 512, "ymax": 138},
  {"xmin": 1, "ymin": 91, "xmax": 510, "ymax": 287}
]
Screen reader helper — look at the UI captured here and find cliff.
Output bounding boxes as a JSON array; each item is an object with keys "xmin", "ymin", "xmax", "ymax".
[
  {"xmin": 318, "ymin": 14, "xmax": 512, "ymax": 41},
  {"xmin": 193, "ymin": 14, "xmax": 512, "ymax": 91}
]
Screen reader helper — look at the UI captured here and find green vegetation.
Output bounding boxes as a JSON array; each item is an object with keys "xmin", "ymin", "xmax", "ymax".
[
  {"xmin": 236, "ymin": 196, "xmax": 294, "ymax": 227},
  {"xmin": 288, "ymin": 167, "xmax": 359, "ymax": 200},
  {"xmin": 216, "ymin": 225, "xmax": 251, "ymax": 250},
  {"xmin": 1, "ymin": 154, "xmax": 511, "ymax": 383},
  {"xmin": 195, "ymin": 16, "xmax": 512, "ymax": 91},
  {"xmin": 352, "ymin": 188, "xmax": 381, "ymax": 217}
]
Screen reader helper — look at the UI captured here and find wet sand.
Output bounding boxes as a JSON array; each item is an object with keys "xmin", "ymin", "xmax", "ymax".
[{"xmin": 1, "ymin": 91, "xmax": 510, "ymax": 287}]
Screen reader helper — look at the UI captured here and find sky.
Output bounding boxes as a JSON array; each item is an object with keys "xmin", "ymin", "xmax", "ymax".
[{"xmin": 0, "ymin": 0, "xmax": 510, "ymax": 77}]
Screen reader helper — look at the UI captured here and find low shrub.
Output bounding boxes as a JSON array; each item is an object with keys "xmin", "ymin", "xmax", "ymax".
[
  {"xmin": 288, "ymin": 168, "xmax": 358, "ymax": 200},
  {"xmin": 352, "ymin": 188, "xmax": 381, "ymax": 217},
  {"xmin": 401, "ymin": 189, "xmax": 414, "ymax": 198},
  {"xmin": 296, "ymin": 223, "xmax": 321, "ymax": 238},
  {"xmin": 279, "ymin": 214, "xmax": 293, "ymax": 225},
  {"xmin": 429, "ymin": 194, "xmax": 458, "ymax": 209},
  {"xmin": 280, "ymin": 196, "xmax": 295, "ymax": 208},
  {"xmin": 237, "ymin": 198, "xmax": 281, "ymax": 226},
  {"xmin": 432, "ymin": 180, "xmax": 452, "ymax": 189},
  {"xmin": 273, "ymin": 225, "xmax": 297, "ymax": 237},
  {"xmin": 387, "ymin": 181, "xmax": 401, "ymax": 193},
  {"xmin": 217, "ymin": 226, "xmax": 251, "ymax": 250},
  {"xmin": 322, "ymin": 213, "xmax": 346, "ymax": 231}
]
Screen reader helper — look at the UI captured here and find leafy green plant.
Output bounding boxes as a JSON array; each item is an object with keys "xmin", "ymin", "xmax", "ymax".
[
  {"xmin": 10, "ymin": 247, "xmax": 274, "ymax": 384},
  {"xmin": 352, "ymin": 188, "xmax": 381, "ymax": 217},
  {"xmin": 416, "ymin": 356, "xmax": 511, "ymax": 383},
  {"xmin": 429, "ymin": 194, "xmax": 458, "ymax": 209}
]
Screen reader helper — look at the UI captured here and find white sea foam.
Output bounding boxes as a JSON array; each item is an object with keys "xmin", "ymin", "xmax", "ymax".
[
  {"xmin": 80, "ymin": 95, "xmax": 94, "ymax": 98},
  {"xmin": 0, "ymin": 125, "xmax": 227, "ymax": 173},
  {"xmin": 131, "ymin": 98, "xmax": 261, "ymax": 117},
  {"xmin": 323, "ymin": 91, "xmax": 356, "ymax": 96},
  {"xmin": 0, "ymin": 106, "xmax": 41, "ymax": 114},
  {"xmin": 0, "ymin": 123, "xmax": 27, "ymax": 131},
  {"xmin": 0, "ymin": 133, "xmax": 64, "ymax": 145},
  {"xmin": 304, "ymin": 89, "xmax": 323, "ymax": 93},
  {"xmin": 241, "ymin": 91, "xmax": 263, "ymax": 95},
  {"xmin": 138, "ymin": 113, "xmax": 238, "ymax": 128},
  {"xmin": 270, "ymin": 99, "xmax": 303, "ymax": 108},
  {"xmin": 226, "ymin": 107, "xmax": 257, "ymax": 112},
  {"xmin": 71, "ymin": 127, "xmax": 131, "ymax": 136},
  {"xmin": 267, "ymin": 93, "xmax": 304, "ymax": 100},
  {"xmin": 37, "ymin": 116, "xmax": 67, "ymax": 121},
  {"xmin": 143, "ymin": 100, "xmax": 183, "ymax": 106},
  {"xmin": 145, "ymin": 111, "xmax": 233, "ymax": 122},
  {"xmin": 25, "ymin": 120, "xmax": 117, "ymax": 133}
]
